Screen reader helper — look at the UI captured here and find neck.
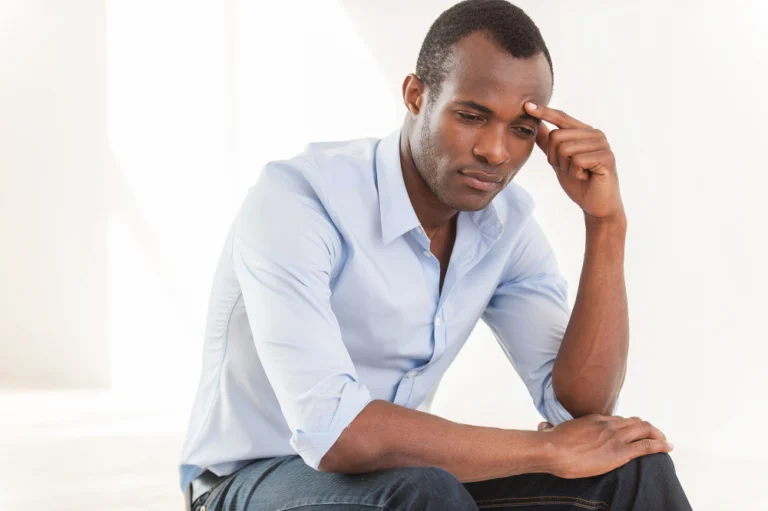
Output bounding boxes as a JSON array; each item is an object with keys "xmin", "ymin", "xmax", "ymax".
[{"xmin": 399, "ymin": 123, "xmax": 458, "ymax": 238}]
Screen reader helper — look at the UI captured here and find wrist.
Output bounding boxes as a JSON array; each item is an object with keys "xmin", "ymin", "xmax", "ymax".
[
  {"xmin": 584, "ymin": 209, "xmax": 627, "ymax": 236},
  {"xmin": 515, "ymin": 430, "xmax": 561, "ymax": 476},
  {"xmin": 585, "ymin": 212, "xmax": 627, "ymax": 257}
]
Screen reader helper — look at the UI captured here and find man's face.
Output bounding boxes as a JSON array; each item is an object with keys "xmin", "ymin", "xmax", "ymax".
[{"xmin": 411, "ymin": 32, "xmax": 553, "ymax": 211}]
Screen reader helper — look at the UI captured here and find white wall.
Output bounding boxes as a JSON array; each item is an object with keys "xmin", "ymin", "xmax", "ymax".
[{"xmin": 0, "ymin": 1, "xmax": 110, "ymax": 387}]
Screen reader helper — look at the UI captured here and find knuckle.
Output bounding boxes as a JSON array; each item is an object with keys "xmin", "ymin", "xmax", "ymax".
[{"xmin": 643, "ymin": 439, "xmax": 653, "ymax": 453}]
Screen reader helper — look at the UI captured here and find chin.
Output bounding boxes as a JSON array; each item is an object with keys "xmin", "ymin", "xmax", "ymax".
[{"xmin": 446, "ymin": 192, "xmax": 493, "ymax": 212}]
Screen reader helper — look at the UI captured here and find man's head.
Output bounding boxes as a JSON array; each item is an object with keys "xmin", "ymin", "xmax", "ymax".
[{"xmin": 402, "ymin": 0, "xmax": 554, "ymax": 212}]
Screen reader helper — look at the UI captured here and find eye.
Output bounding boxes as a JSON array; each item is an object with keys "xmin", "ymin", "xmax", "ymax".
[
  {"xmin": 458, "ymin": 112, "xmax": 483, "ymax": 123},
  {"xmin": 514, "ymin": 127, "xmax": 536, "ymax": 137}
]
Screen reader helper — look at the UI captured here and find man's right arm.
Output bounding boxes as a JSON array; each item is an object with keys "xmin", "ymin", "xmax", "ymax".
[
  {"xmin": 319, "ymin": 399, "xmax": 551, "ymax": 483},
  {"xmin": 320, "ymin": 400, "xmax": 674, "ymax": 482}
]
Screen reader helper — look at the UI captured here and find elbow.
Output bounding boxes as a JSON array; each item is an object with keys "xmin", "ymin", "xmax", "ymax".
[
  {"xmin": 317, "ymin": 443, "xmax": 344, "ymax": 473},
  {"xmin": 316, "ymin": 406, "xmax": 384, "ymax": 474},
  {"xmin": 557, "ymin": 392, "xmax": 620, "ymax": 418},
  {"xmin": 317, "ymin": 434, "xmax": 381, "ymax": 474},
  {"xmin": 551, "ymin": 369, "xmax": 622, "ymax": 418}
]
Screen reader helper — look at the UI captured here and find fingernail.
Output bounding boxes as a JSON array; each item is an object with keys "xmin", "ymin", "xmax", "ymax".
[
  {"xmin": 667, "ymin": 442, "xmax": 675, "ymax": 449},
  {"xmin": 526, "ymin": 102, "xmax": 537, "ymax": 110}
]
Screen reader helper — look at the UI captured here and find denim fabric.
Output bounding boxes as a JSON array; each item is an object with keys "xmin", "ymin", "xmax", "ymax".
[{"xmin": 194, "ymin": 453, "xmax": 692, "ymax": 510}]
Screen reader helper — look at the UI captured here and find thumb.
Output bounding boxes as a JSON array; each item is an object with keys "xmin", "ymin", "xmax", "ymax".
[{"xmin": 537, "ymin": 421, "xmax": 554, "ymax": 432}]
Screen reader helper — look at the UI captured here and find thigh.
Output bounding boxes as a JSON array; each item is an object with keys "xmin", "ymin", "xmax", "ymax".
[
  {"xmin": 202, "ymin": 455, "xmax": 478, "ymax": 511},
  {"xmin": 463, "ymin": 471, "xmax": 611, "ymax": 511},
  {"xmin": 462, "ymin": 453, "xmax": 691, "ymax": 510}
]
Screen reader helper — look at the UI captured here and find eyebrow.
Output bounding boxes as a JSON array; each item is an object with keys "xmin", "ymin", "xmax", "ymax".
[{"xmin": 453, "ymin": 100, "xmax": 541, "ymax": 123}]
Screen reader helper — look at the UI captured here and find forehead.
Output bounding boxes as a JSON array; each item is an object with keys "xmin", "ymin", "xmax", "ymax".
[{"xmin": 439, "ymin": 31, "xmax": 552, "ymax": 107}]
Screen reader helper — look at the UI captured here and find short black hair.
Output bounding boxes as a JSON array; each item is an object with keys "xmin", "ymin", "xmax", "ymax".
[{"xmin": 415, "ymin": 0, "xmax": 553, "ymax": 100}]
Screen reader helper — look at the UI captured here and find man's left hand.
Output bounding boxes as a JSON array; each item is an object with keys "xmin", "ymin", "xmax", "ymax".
[{"xmin": 524, "ymin": 102, "xmax": 624, "ymax": 221}]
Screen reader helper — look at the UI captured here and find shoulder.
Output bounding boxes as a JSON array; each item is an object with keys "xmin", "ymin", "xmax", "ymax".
[
  {"xmin": 251, "ymin": 135, "xmax": 380, "ymax": 207},
  {"xmin": 246, "ymin": 138, "xmax": 379, "ymax": 207}
]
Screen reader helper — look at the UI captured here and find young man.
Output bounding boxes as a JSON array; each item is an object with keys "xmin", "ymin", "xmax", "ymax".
[{"xmin": 179, "ymin": 1, "xmax": 692, "ymax": 509}]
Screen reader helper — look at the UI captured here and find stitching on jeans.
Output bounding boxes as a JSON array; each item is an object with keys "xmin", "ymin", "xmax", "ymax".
[
  {"xmin": 478, "ymin": 501, "xmax": 606, "ymax": 510},
  {"xmin": 476, "ymin": 495, "xmax": 609, "ymax": 511},
  {"xmin": 477, "ymin": 495, "xmax": 608, "ymax": 505},
  {"xmin": 277, "ymin": 503, "xmax": 389, "ymax": 511}
]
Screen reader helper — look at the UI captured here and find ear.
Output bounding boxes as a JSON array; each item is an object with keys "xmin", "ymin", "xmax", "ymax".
[{"xmin": 402, "ymin": 73, "xmax": 426, "ymax": 116}]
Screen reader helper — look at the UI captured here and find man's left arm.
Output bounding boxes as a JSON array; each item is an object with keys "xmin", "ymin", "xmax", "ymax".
[{"xmin": 524, "ymin": 101, "xmax": 628, "ymax": 418}]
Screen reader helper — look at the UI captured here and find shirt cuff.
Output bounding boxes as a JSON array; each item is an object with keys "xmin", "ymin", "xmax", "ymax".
[
  {"xmin": 539, "ymin": 384, "xmax": 622, "ymax": 425},
  {"xmin": 289, "ymin": 380, "xmax": 373, "ymax": 470},
  {"xmin": 539, "ymin": 383, "xmax": 575, "ymax": 426}
]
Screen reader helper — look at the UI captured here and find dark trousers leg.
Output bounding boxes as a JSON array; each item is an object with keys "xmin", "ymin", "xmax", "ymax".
[{"xmin": 462, "ymin": 452, "xmax": 692, "ymax": 510}]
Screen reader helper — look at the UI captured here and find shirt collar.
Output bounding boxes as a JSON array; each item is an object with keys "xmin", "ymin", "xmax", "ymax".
[
  {"xmin": 376, "ymin": 128, "xmax": 505, "ymax": 245},
  {"xmin": 376, "ymin": 128, "xmax": 422, "ymax": 245}
]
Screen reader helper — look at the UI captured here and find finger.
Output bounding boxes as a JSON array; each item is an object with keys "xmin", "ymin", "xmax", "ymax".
[
  {"xmin": 525, "ymin": 102, "xmax": 591, "ymax": 129},
  {"xmin": 598, "ymin": 415, "xmax": 624, "ymax": 422},
  {"xmin": 627, "ymin": 438, "xmax": 675, "ymax": 461},
  {"xmin": 546, "ymin": 129, "xmax": 602, "ymax": 171},
  {"xmin": 570, "ymin": 149, "xmax": 614, "ymax": 177},
  {"xmin": 558, "ymin": 139, "xmax": 608, "ymax": 180},
  {"xmin": 620, "ymin": 417, "xmax": 668, "ymax": 442},
  {"xmin": 537, "ymin": 421, "xmax": 554, "ymax": 431},
  {"xmin": 535, "ymin": 122, "xmax": 550, "ymax": 154}
]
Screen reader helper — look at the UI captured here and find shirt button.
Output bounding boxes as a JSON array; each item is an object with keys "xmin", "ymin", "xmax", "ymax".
[
  {"xmin": 434, "ymin": 317, "xmax": 442, "ymax": 326},
  {"xmin": 423, "ymin": 250, "xmax": 431, "ymax": 257}
]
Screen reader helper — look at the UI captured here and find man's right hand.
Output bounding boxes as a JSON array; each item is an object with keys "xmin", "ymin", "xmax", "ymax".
[{"xmin": 538, "ymin": 414, "xmax": 674, "ymax": 479}]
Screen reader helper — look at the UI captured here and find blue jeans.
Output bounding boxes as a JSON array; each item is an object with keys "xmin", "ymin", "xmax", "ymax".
[{"xmin": 194, "ymin": 453, "xmax": 692, "ymax": 510}]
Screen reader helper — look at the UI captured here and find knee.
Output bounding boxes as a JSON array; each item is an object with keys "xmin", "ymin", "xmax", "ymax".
[
  {"xmin": 635, "ymin": 452, "xmax": 676, "ymax": 474},
  {"xmin": 619, "ymin": 452, "xmax": 678, "ymax": 480},
  {"xmin": 387, "ymin": 466, "xmax": 476, "ymax": 511}
]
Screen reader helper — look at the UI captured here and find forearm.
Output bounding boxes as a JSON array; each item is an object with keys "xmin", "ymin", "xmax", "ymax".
[
  {"xmin": 318, "ymin": 399, "xmax": 556, "ymax": 482},
  {"xmin": 552, "ymin": 213, "xmax": 629, "ymax": 417}
]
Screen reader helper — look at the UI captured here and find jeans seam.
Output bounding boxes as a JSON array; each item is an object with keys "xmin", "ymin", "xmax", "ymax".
[
  {"xmin": 277, "ymin": 504, "xmax": 390, "ymax": 511},
  {"xmin": 476, "ymin": 495, "xmax": 609, "ymax": 511},
  {"xmin": 478, "ymin": 502, "xmax": 606, "ymax": 510}
]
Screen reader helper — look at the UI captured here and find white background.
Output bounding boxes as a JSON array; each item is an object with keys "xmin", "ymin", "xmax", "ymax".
[{"xmin": 1, "ymin": 1, "xmax": 766, "ymax": 509}]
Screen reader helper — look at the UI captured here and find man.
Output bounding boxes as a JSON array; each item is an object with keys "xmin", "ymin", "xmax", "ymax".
[{"xmin": 179, "ymin": 1, "xmax": 692, "ymax": 509}]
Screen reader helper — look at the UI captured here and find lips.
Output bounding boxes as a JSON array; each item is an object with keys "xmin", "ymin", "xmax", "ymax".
[
  {"xmin": 459, "ymin": 170, "xmax": 503, "ymax": 192},
  {"xmin": 460, "ymin": 169, "xmax": 503, "ymax": 184}
]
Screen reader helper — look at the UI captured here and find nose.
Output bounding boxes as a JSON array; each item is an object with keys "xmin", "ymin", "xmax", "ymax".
[{"xmin": 472, "ymin": 126, "xmax": 510, "ymax": 166}]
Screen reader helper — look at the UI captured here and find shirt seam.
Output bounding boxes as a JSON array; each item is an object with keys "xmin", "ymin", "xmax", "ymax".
[
  {"xmin": 183, "ymin": 239, "xmax": 242, "ymax": 462},
  {"xmin": 294, "ymin": 154, "xmax": 344, "ymax": 272}
]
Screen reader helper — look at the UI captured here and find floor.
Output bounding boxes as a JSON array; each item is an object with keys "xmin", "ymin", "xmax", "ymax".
[{"xmin": 0, "ymin": 391, "xmax": 763, "ymax": 510}]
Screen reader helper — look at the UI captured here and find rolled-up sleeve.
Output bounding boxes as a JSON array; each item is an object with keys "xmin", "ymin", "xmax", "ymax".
[
  {"xmin": 231, "ymin": 157, "xmax": 373, "ymax": 470},
  {"xmin": 482, "ymin": 216, "xmax": 620, "ymax": 426}
]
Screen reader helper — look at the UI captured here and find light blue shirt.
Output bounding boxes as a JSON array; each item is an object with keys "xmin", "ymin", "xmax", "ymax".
[{"xmin": 179, "ymin": 128, "xmax": 592, "ymax": 491}]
